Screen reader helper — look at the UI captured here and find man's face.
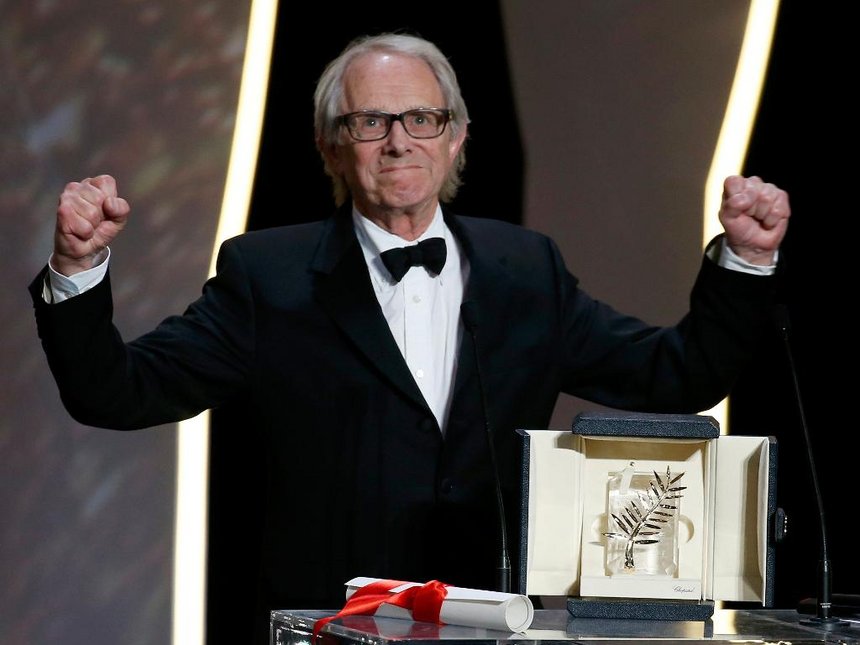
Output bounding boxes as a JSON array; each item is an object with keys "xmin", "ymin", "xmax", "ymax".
[{"xmin": 324, "ymin": 52, "xmax": 466, "ymax": 223}]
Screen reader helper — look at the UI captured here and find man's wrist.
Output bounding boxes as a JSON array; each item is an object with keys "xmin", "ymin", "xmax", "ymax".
[
  {"xmin": 708, "ymin": 236, "xmax": 777, "ymax": 276},
  {"xmin": 49, "ymin": 248, "xmax": 109, "ymax": 277}
]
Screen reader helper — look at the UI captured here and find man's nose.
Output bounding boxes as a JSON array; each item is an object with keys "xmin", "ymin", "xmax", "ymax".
[{"xmin": 382, "ymin": 119, "xmax": 411, "ymax": 151}]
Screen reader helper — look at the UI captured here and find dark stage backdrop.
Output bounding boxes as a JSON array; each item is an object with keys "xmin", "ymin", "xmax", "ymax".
[{"xmin": 4, "ymin": 2, "xmax": 849, "ymax": 644}]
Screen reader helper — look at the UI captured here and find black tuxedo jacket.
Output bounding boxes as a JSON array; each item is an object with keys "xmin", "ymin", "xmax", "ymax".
[{"xmin": 31, "ymin": 209, "xmax": 776, "ymax": 630}]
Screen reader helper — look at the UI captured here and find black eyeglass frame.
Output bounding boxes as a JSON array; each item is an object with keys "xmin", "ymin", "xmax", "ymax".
[{"xmin": 336, "ymin": 108, "xmax": 453, "ymax": 141}]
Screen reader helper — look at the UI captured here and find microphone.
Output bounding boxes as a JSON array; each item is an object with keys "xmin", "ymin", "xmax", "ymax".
[
  {"xmin": 772, "ymin": 304, "xmax": 846, "ymax": 627},
  {"xmin": 461, "ymin": 300, "xmax": 511, "ymax": 593}
]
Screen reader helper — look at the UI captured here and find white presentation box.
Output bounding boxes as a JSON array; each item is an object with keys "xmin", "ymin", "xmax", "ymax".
[{"xmin": 517, "ymin": 411, "xmax": 779, "ymax": 620}]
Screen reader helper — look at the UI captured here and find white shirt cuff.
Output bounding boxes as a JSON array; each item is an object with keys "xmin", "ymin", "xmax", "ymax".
[{"xmin": 44, "ymin": 249, "xmax": 111, "ymax": 303}]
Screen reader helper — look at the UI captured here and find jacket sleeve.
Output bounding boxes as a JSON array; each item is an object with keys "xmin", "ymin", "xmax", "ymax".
[
  {"xmin": 29, "ymin": 239, "xmax": 255, "ymax": 429},
  {"xmin": 555, "ymin": 238, "xmax": 780, "ymax": 413}
]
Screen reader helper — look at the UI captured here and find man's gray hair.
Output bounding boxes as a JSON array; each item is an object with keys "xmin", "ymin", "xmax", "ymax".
[{"xmin": 314, "ymin": 33, "xmax": 470, "ymax": 207}]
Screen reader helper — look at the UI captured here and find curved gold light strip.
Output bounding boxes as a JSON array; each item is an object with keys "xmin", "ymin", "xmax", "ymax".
[
  {"xmin": 172, "ymin": 2, "xmax": 279, "ymax": 643},
  {"xmin": 701, "ymin": 0, "xmax": 780, "ymax": 433}
]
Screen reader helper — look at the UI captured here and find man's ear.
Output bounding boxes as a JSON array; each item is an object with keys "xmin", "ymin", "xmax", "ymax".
[
  {"xmin": 318, "ymin": 137, "xmax": 343, "ymax": 175},
  {"xmin": 448, "ymin": 124, "xmax": 467, "ymax": 161}
]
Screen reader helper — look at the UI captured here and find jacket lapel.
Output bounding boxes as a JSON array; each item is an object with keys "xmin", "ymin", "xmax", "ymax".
[
  {"xmin": 444, "ymin": 212, "xmax": 516, "ymax": 409},
  {"xmin": 311, "ymin": 211, "xmax": 430, "ymax": 412}
]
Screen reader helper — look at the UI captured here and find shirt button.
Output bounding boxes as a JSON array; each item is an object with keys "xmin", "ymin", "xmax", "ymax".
[
  {"xmin": 415, "ymin": 368, "xmax": 425, "ymax": 379},
  {"xmin": 412, "ymin": 295, "xmax": 422, "ymax": 303}
]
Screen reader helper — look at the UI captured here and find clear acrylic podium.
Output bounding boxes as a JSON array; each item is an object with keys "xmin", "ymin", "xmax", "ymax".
[{"xmin": 271, "ymin": 608, "xmax": 860, "ymax": 644}]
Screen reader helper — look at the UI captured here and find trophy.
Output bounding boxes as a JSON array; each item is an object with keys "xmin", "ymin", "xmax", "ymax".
[{"xmin": 604, "ymin": 464, "xmax": 685, "ymax": 576}]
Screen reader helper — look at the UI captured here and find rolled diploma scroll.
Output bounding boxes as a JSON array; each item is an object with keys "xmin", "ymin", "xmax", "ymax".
[{"xmin": 345, "ymin": 577, "xmax": 535, "ymax": 632}]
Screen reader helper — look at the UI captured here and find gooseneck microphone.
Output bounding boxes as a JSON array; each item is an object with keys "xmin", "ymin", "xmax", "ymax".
[
  {"xmin": 773, "ymin": 304, "xmax": 845, "ymax": 626},
  {"xmin": 460, "ymin": 300, "xmax": 511, "ymax": 593}
]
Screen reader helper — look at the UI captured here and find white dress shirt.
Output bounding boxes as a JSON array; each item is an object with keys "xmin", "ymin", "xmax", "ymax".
[{"xmin": 352, "ymin": 205, "xmax": 469, "ymax": 432}]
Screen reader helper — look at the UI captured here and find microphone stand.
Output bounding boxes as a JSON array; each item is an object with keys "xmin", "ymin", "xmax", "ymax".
[{"xmin": 774, "ymin": 305, "xmax": 846, "ymax": 627}]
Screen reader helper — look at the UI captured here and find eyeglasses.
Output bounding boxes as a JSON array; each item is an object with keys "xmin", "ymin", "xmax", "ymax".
[{"xmin": 337, "ymin": 108, "xmax": 452, "ymax": 141}]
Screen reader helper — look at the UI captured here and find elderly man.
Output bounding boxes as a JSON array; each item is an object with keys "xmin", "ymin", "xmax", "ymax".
[{"xmin": 32, "ymin": 33, "xmax": 789, "ymax": 640}]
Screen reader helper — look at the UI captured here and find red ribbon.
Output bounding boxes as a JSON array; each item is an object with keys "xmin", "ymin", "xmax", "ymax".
[{"xmin": 312, "ymin": 579, "xmax": 449, "ymax": 642}]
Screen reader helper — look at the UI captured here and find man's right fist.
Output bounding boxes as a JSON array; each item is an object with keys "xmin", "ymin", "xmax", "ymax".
[{"xmin": 53, "ymin": 174, "xmax": 130, "ymax": 276}]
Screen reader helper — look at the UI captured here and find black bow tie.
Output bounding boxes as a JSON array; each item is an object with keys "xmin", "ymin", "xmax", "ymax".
[{"xmin": 380, "ymin": 237, "xmax": 447, "ymax": 282}]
